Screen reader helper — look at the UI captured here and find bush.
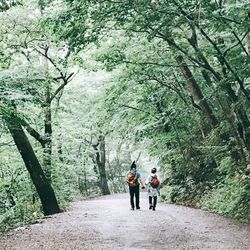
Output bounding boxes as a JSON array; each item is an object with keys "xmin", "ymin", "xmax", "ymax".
[
  {"xmin": 201, "ymin": 175, "xmax": 250, "ymax": 223},
  {"xmin": 0, "ymin": 202, "xmax": 43, "ymax": 231}
]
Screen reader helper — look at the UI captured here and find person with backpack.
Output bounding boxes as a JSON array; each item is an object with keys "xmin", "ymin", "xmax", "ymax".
[
  {"xmin": 145, "ymin": 167, "xmax": 160, "ymax": 211},
  {"xmin": 126, "ymin": 161, "xmax": 145, "ymax": 210}
]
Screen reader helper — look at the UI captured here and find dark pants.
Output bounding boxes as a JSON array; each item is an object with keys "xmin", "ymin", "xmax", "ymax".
[
  {"xmin": 129, "ymin": 185, "xmax": 140, "ymax": 208},
  {"xmin": 149, "ymin": 196, "xmax": 157, "ymax": 208}
]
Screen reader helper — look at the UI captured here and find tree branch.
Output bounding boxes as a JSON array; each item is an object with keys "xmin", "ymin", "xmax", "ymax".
[
  {"xmin": 19, "ymin": 118, "xmax": 46, "ymax": 147},
  {"xmin": 0, "ymin": 140, "xmax": 14, "ymax": 147},
  {"xmin": 115, "ymin": 102, "xmax": 151, "ymax": 115},
  {"xmin": 124, "ymin": 60, "xmax": 197, "ymax": 68},
  {"xmin": 171, "ymin": 0, "xmax": 250, "ymax": 100},
  {"xmin": 33, "ymin": 47, "xmax": 75, "ymax": 102},
  {"xmin": 50, "ymin": 72, "xmax": 74, "ymax": 102}
]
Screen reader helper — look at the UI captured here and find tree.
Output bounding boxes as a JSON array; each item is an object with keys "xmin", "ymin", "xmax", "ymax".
[
  {"xmin": 2, "ymin": 103, "xmax": 60, "ymax": 215},
  {"xmin": 92, "ymin": 135, "xmax": 110, "ymax": 195},
  {"xmin": 0, "ymin": 1, "xmax": 74, "ymax": 217}
]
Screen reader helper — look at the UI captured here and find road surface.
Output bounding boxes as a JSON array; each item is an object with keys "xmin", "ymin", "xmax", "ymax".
[{"xmin": 0, "ymin": 193, "xmax": 249, "ymax": 249}]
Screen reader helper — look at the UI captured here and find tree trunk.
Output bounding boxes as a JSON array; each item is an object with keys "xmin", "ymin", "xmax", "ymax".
[
  {"xmin": 176, "ymin": 55, "xmax": 218, "ymax": 128},
  {"xmin": 5, "ymin": 114, "xmax": 60, "ymax": 216},
  {"xmin": 39, "ymin": 43, "xmax": 53, "ymax": 180},
  {"xmin": 247, "ymin": 33, "xmax": 250, "ymax": 56},
  {"xmin": 93, "ymin": 135, "xmax": 110, "ymax": 195},
  {"xmin": 43, "ymin": 94, "xmax": 52, "ymax": 180}
]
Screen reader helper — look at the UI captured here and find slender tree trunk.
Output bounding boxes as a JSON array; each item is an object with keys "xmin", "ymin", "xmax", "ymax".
[
  {"xmin": 176, "ymin": 55, "xmax": 218, "ymax": 128},
  {"xmin": 58, "ymin": 143, "xmax": 64, "ymax": 162},
  {"xmin": 159, "ymin": 24, "xmax": 249, "ymax": 148},
  {"xmin": 5, "ymin": 114, "xmax": 60, "ymax": 216},
  {"xmin": 172, "ymin": 0, "xmax": 250, "ymax": 100},
  {"xmin": 186, "ymin": 24, "xmax": 250, "ymax": 146},
  {"xmin": 83, "ymin": 165, "xmax": 88, "ymax": 196},
  {"xmin": 40, "ymin": 43, "xmax": 52, "ymax": 180},
  {"xmin": 43, "ymin": 92, "xmax": 52, "ymax": 179},
  {"xmin": 93, "ymin": 135, "xmax": 110, "ymax": 195},
  {"xmin": 247, "ymin": 33, "xmax": 250, "ymax": 56}
]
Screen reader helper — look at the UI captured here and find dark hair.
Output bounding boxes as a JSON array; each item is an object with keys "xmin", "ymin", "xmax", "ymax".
[
  {"xmin": 130, "ymin": 161, "xmax": 137, "ymax": 170},
  {"xmin": 151, "ymin": 168, "xmax": 157, "ymax": 174}
]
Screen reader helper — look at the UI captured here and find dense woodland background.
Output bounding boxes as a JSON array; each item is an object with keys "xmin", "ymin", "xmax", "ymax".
[{"xmin": 0, "ymin": 0, "xmax": 249, "ymax": 231}]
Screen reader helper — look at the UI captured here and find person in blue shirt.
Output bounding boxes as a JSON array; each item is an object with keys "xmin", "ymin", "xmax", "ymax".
[{"xmin": 126, "ymin": 161, "xmax": 145, "ymax": 210}]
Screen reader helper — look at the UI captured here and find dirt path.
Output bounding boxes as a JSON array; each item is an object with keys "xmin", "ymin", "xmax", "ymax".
[{"xmin": 0, "ymin": 193, "xmax": 249, "ymax": 250}]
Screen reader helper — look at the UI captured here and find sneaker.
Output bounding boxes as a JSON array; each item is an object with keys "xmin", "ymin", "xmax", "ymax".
[
  {"xmin": 149, "ymin": 205, "xmax": 153, "ymax": 210},
  {"xmin": 131, "ymin": 207, "xmax": 134, "ymax": 210},
  {"xmin": 136, "ymin": 207, "xmax": 140, "ymax": 210},
  {"xmin": 153, "ymin": 207, "xmax": 156, "ymax": 211}
]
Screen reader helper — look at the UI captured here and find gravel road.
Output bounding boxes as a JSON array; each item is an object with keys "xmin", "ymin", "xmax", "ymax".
[{"xmin": 0, "ymin": 193, "xmax": 249, "ymax": 249}]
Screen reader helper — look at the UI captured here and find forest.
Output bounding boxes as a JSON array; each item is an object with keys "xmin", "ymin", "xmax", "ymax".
[{"xmin": 0, "ymin": 0, "xmax": 249, "ymax": 231}]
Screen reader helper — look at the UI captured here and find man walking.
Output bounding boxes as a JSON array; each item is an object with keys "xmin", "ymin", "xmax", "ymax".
[{"xmin": 126, "ymin": 161, "xmax": 145, "ymax": 210}]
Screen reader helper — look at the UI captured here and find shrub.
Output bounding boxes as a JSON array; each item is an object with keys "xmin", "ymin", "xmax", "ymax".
[{"xmin": 201, "ymin": 175, "xmax": 250, "ymax": 223}]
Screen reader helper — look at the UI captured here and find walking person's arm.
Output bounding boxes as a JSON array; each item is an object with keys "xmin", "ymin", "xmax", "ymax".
[
  {"xmin": 157, "ymin": 183, "xmax": 160, "ymax": 196},
  {"xmin": 125, "ymin": 171, "xmax": 129, "ymax": 185},
  {"xmin": 137, "ymin": 172, "xmax": 145, "ymax": 189},
  {"xmin": 145, "ymin": 175, "xmax": 151, "ymax": 192}
]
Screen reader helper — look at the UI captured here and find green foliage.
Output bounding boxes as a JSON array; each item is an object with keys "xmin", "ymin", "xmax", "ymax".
[
  {"xmin": 0, "ymin": 151, "xmax": 43, "ymax": 231},
  {"xmin": 219, "ymin": 157, "xmax": 235, "ymax": 175},
  {"xmin": 201, "ymin": 176, "xmax": 250, "ymax": 223},
  {"xmin": 0, "ymin": 1, "xmax": 104, "ymax": 230},
  {"xmin": 0, "ymin": 202, "xmax": 43, "ymax": 231},
  {"xmin": 160, "ymin": 185, "xmax": 182, "ymax": 203},
  {"xmin": 0, "ymin": 66, "xmax": 50, "ymax": 105}
]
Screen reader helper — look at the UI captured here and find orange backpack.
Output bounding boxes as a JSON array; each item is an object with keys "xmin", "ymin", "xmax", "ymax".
[{"xmin": 127, "ymin": 171, "xmax": 139, "ymax": 187}]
